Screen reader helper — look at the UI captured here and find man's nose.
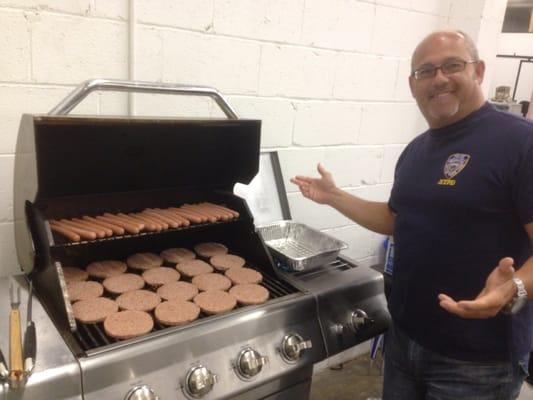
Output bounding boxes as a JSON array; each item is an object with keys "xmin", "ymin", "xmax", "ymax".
[{"xmin": 432, "ymin": 67, "xmax": 450, "ymax": 83}]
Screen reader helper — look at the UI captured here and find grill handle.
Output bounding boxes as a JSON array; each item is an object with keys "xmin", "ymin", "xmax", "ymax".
[{"xmin": 48, "ymin": 78, "xmax": 239, "ymax": 119}]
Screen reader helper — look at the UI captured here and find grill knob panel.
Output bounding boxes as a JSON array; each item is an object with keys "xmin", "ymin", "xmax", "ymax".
[
  {"xmin": 236, "ymin": 347, "xmax": 269, "ymax": 379},
  {"xmin": 124, "ymin": 385, "xmax": 158, "ymax": 400},
  {"xmin": 280, "ymin": 333, "xmax": 313, "ymax": 362},
  {"xmin": 184, "ymin": 365, "xmax": 218, "ymax": 398}
]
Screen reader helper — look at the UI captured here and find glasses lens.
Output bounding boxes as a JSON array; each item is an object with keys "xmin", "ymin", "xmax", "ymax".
[
  {"xmin": 415, "ymin": 67, "xmax": 435, "ymax": 80},
  {"xmin": 442, "ymin": 60, "xmax": 466, "ymax": 74}
]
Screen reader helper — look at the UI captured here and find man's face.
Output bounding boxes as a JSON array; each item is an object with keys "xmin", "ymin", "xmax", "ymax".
[{"xmin": 409, "ymin": 34, "xmax": 485, "ymax": 129}]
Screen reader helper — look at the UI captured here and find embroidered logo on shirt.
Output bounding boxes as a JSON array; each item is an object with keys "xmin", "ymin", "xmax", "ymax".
[{"xmin": 438, "ymin": 153, "xmax": 471, "ymax": 186}]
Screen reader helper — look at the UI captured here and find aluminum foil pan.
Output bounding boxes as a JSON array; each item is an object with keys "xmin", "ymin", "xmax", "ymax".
[{"xmin": 257, "ymin": 220, "xmax": 347, "ymax": 271}]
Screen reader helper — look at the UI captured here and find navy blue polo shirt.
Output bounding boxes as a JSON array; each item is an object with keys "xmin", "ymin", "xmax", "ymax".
[{"xmin": 388, "ymin": 103, "xmax": 533, "ymax": 362}]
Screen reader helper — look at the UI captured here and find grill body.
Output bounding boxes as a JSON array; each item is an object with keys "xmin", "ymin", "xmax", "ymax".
[{"xmin": 7, "ymin": 81, "xmax": 389, "ymax": 400}]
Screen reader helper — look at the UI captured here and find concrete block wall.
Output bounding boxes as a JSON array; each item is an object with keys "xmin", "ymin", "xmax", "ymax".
[{"xmin": 0, "ymin": 0, "xmax": 506, "ymax": 276}]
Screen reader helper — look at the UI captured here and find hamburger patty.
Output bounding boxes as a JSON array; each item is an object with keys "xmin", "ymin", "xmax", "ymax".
[
  {"xmin": 86, "ymin": 260, "xmax": 127, "ymax": 279},
  {"xmin": 157, "ymin": 281, "xmax": 198, "ymax": 301},
  {"xmin": 176, "ymin": 260, "xmax": 213, "ymax": 278},
  {"xmin": 209, "ymin": 254, "xmax": 245, "ymax": 271},
  {"xmin": 104, "ymin": 310, "xmax": 154, "ymax": 340},
  {"xmin": 192, "ymin": 273, "xmax": 232, "ymax": 292},
  {"xmin": 194, "ymin": 242, "xmax": 228, "ymax": 258},
  {"xmin": 103, "ymin": 273, "xmax": 145, "ymax": 295},
  {"xmin": 160, "ymin": 247, "xmax": 196, "ymax": 264},
  {"xmin": 142, "ymin": 267, "xmax": 180, "ymax": 287},
  {"xmin": 116, "ymin": 289, "xmax": 161, "ymax": 312},
  {"xmin": 225, "ymin": 267, "xmax": 263, "ymax": 285},
  {"xmin": 62, "ymin": 266, "xmax": 89, "ymax": 283},
  {"xmin": 193, "ymin": 290, "xmax": 236, "ymax": 315},
  {"xmin": 72, "ymin": 297, "xmax": 118, "ymax": 323},
  {"xmin": 126, "ymin": 252, "xmax": 163, "ymax": 270},
  {"xmin": 67, "ymin": 281, "xmax": 104, "ymax": 302},
  {"xmin": 229, "ymin": 284, "xmax": 269, "ymax": 305},
  {"xmin": 155, "ymin": 300, "xmax": 200, "ymax": 326}
]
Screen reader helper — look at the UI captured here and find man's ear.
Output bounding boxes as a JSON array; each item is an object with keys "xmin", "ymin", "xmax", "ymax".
[
  {"xmin": 475, "ymin": 60, "xmax": 486, "ymax": 84},
  {"xmin": 409, "ymin": 75, "xmax": 416, "ymax": 98}
]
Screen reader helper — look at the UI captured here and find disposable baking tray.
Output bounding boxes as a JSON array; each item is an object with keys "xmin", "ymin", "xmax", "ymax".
[{"xmin": 257, "ymin": 220, "xmax": 347, "ymax": 271}]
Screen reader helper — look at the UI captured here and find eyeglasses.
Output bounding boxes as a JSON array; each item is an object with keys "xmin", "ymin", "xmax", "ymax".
[{"xmin": 411, "ymin": 59, "xmax": 478, "ymax": 80}]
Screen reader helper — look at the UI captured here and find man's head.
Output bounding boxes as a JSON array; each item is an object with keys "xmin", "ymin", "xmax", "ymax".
[{"xmin": 409, "ymin": 30, "xmax": 486, "ymax": 129}]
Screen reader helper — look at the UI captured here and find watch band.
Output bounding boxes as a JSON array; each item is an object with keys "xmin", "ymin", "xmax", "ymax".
[
  {"xmin": 503, "ymin": 277, "xmax": 528, "ymax": 315},
  {"xmin": 513, "ymin": 277, "xmax": 527, "ymax": 298}
]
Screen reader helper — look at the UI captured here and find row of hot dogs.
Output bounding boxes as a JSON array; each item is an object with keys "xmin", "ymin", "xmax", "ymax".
[{"xmin": 49, "ymin": 202, "xmax": 240, "ymax": 243}]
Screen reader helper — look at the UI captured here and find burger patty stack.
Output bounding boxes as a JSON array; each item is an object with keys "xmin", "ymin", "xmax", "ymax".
[{"xmin": 63, "ymin": 242, "xmax": 270, "ymax": 340}]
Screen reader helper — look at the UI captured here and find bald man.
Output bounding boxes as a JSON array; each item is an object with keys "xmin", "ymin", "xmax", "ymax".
[{"xmin": 291, "ymin": 30, "xmax": 533, "ymax": 399}]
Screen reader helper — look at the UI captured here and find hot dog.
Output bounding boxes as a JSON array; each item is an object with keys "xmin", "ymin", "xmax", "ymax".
[{"xmin": 49, "ymin": 223, "xmax": 81, "ymax": 242}]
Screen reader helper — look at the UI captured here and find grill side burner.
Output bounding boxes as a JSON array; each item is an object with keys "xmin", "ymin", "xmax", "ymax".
[{"xmin": 240, "ymin": 151, "xmax": 391, "ymax": 358}]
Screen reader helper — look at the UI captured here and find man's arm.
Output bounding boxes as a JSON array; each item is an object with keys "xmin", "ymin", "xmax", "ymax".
[
  {"xmin": 438, "ymin": 222, "xmax": 533, "ymax": 318},
  {"xmin": 326, "ymin": 189, "xmax": 395, "ymax": 235},
  {"xmin": 291, "ymin": 163, "xmax": 395, "ymax": 235},
  {"xmin": 516, "ymin": 222, "xmax": 533, "ymax": 297}
]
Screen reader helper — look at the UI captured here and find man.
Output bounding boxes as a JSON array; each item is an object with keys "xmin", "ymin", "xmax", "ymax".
[{"xmin": 291, "ymin": 30, "xmax": 533, "ymax": 399}]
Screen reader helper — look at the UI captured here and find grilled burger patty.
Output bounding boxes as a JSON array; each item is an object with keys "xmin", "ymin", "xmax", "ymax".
[
  {"xmin": 142, "ymin": 267, "xmax": 180, "ymax": 287},
  {"xmin": 104, "ymin": 310, "xmax": 154, "ymax": 340},
  {"xmin": 210, "ymin": 254, "xmax": 245, "ymax": 271},
  {"xmin": 192, "ymin": 273, "xmax": 232, "ymax": 292},
  {"xmin": 176, "ymin": 259, "xmax": 213, "ymax": 278},
  {"xmin": 229, "ymin": 284, "xmax": 269, "ymax": 305},
  {"xmin": 116, "ymin": 289, "xmax": 161, "ymax": 312},
  {"xmin": 126, "ymin": 252, "xmax": 163, "ymax": 270},
  {"xmin": 62, "ymin": 266, "xmax": 89, "ymax": 283},
  {"xmin": 86, "ymin": 260, "xmax": 127, "ymax": 279},
  {"xmin": 72, "ymin": 297, "xmax": 118, "ymax": 324},
  {"xmin": 157, "ymin": 281, "xmax": 199, "ymax": 301},
  {"xmin": 225, "ymin": 267, "xmax": 263, "ymax": 285},
  {"xmin": 194, "ymin": 242, "xmax": 228, "ymax": 258},
  {"xmin": 193, "ymin": 290, "xmax": 237, "ymax": 315},
  {"xmin": 67, "ymin": 281, "xmax": 104, "ymax": 302},
  {"xmin": 103, "ymin": 273, "xmax": 145, "ymax": 295},
  {"xmin": 155, "ymin": 300, "xmax": 200, "ymax": 326},
  {"xmin": 160, "ymin": 247, "xmax": 196, "ymax": 264}
]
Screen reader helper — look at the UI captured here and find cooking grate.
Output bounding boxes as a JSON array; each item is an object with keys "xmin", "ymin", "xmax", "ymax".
[{"xmin": 72, "ymin": 273, "xmax": 299, "ymax": 355}]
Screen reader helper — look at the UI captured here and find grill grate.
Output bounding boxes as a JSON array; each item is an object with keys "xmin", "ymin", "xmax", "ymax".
[
  {"xmin": 72, "ymin": 273, "xmax": 299, "ymax": 354},
  {"xmin": 50, "ymin": 218, "xmax": 241, "ymax": 248}
]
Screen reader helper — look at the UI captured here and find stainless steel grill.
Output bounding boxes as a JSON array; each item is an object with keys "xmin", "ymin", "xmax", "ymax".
[{"xmin": 5, "ymin": 80, "xmax": 389, "ymax": 400}]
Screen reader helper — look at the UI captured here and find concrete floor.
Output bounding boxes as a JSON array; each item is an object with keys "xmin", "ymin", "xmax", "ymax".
[
  {"xmin": 310, "ymin": 352, "xmax": 533, "ymax": 400},
  {"xmin": 310, "ymin": 352, "xmax": 383, "ymax": 400}
]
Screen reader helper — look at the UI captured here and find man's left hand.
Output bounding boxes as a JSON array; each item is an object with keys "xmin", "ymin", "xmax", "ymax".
[{"xmin": 438, "ymin": 257, "xmax": 516, "ymax": 319}]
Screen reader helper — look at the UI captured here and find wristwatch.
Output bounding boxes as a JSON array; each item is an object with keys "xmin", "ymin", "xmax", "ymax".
[{"xmin": 503, "ymin": 277, "xmax": 528, "ymax": 315}]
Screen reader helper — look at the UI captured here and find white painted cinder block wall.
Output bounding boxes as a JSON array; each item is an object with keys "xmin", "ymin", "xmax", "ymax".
[{"xmin": 0, "ymin": 0, "xmax": 507, "ymax": 277}]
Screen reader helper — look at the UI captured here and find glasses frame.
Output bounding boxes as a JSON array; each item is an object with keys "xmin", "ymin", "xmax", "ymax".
[{"xmin": 411, "ymin": 59, "xmax": 478, "ymax": 80}]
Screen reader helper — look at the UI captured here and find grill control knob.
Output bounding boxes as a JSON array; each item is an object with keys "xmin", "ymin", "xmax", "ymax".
[
  {"xmin": 280, "ymin": 333, "xmax": 313, "ymax": 362},
  {"xmin": 184, "ymin": 365, "xmax": 218, "ymax": 398},
  {"xmin": 349, "ymin": 309, "xmax": 373, "ymax": 333},
  {"xmin": 236, "ymin": 347, "xmax": 269, "ymax": 379},
  {"xmin": 125, "ymin": 385, "xmax": 158, "ymax": 400},
  {"xmin": 331, "ymin": 309, "xmax": 374, "ymax": 335}
]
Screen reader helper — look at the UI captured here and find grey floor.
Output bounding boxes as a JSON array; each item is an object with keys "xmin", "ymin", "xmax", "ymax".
[{"xmin": 310, "ymin": 352, "xmax": 533, "ymax": 400}]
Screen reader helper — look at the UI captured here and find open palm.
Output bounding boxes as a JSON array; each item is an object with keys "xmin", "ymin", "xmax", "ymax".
[{"xmin": 290, "ymin": 163, "xmax": 337, "ymax": 205}]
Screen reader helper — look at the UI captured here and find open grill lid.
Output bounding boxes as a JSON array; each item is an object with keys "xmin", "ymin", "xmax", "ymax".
[
  {"xmin": 32, "ymin": 115, "xmax": 260, "ymax": 198},
  {"xmin": 14, "ymin": 80, "xmax": 261, "ymax": 273}
]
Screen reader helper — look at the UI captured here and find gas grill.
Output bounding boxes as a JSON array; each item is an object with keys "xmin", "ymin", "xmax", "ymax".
[{"xmin": 2, "ymin": 79, "xmax": 389, "ymax": 400}]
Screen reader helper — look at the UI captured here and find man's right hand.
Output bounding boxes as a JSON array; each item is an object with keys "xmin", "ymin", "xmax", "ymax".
[{"xmin": 290, "ymin": 163, "xmax": 338, "ymax": 205}]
